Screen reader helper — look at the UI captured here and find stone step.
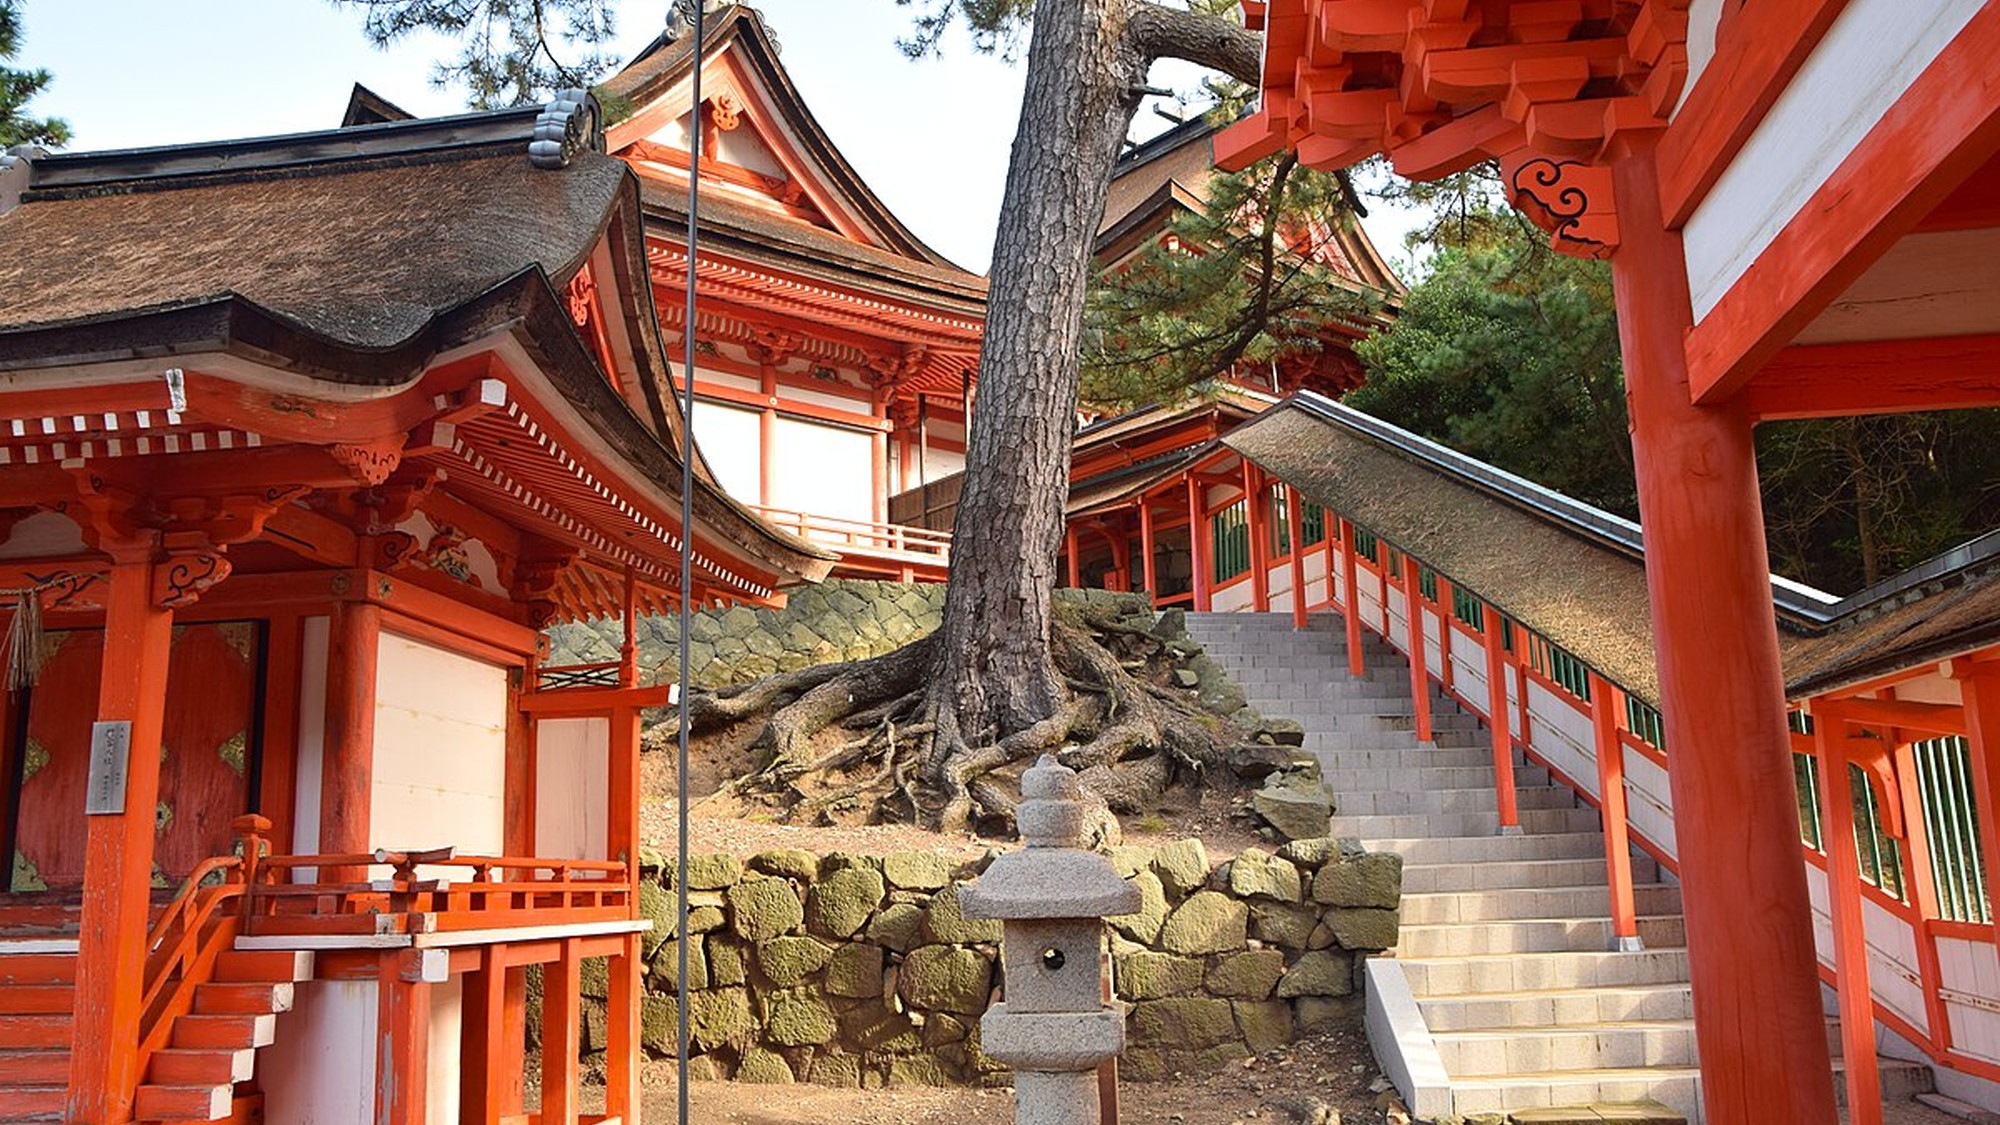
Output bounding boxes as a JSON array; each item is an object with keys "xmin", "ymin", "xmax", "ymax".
[
  {"xmin": 1418, "ymin": 984, "xmax": 1695, "ymax": 1032},
  {"xmin": 1399, "ymin": 948, "xmax": 1692, "ymax": 997},
  {"xmin": 1312, "ymin": 746, "xmax": 1517, "ymax": 771},
  {"xmin": 1833, "ymin": 1057, "xmax": 1937, "ymax": 1104},
  {"xmin": 1301, "ymin": 730, "xmax": 1489, "ymax": 753},
  {"xmin": 1323, "ymin": 764, "xmax": 1548, "ymax": 793},
  {"xmin": 1444, "ymin": 1065, "xmax": 1703, "ymax": 1119},
  {"xmin": 1337, "ymin": 786, "xmax": 1579, "ymax": 818},
  {"xmin": 1332, "ymin": 806, "xmax": 1603, "ymax": 839},
  {"xmin": 1362, "ymin": 832, "xmax": 1607, "ymax": 864},
  {"xmin": 1400, "ymin": 883, "xmax": 1684, "ymax": 924},
  {"xmin": 1397, "ymin": 914, "xmax": 1687, "ymax": 957},
  {"xmin": 1432, "ymin": 1020, "xmax": 1699, "ymax": 1076},
  {"xmin": 1402, "ymin": 855, "xmax": 1658, "ymax": 894}
]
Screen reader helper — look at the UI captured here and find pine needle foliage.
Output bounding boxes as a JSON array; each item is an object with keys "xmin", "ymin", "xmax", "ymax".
[
  {"xmin": 332, "ymin": 0, "xmax": 620, "ymax": 107},
  {"xmin": 1081, "ymin": 147, "xmax": 1378, "ymax": 412},
  {"xmin": 0, "ymin": 1, "xmax": 66, "ymax": 150}
]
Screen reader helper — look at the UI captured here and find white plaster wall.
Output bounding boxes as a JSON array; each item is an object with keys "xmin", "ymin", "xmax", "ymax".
[
  {"xmin": 1525, "ymin": 681, "xmax": 1597, "ymax": 802},
  {"xmin": 780, "ymin": 382, "xmax": 872, "ymax": 413},
  {"xmin": 370, "ymin": 634, "xmax": 508, "ymax": 859},
  {"xmin": 772, "ymin": 416, "xmax": 873, "ymax": 522},
  {"xmin": 692, "ymin": 400, "xmax": 763, "ymax": 505},
  {"xmin": 263, "ymin": 980, "xmax": 378, "ymax": 1125},
  {"xmin": 1624, "ymin": 750, "xmax": 1679, "ymax": 858},
  {"xmin": 1452, "ymin": 648, "xmax": 1488, "ymax": 708},
  {"xmin": 262, "ymin": 977, "xmax": 465, "ymax": 1125},
  {"xmin": 1675, "ymin": 0, "xmax": 1725, "ymax": 115},
  {"xmin": 1421, "ymin": 608, "xmax": 1444, "ymax": 677},
  {"xmin": 291, "ymin": 616, "xmax": 330, "ymax": 875},
  {"xmin": 1682, "ymin": 0, "xmax": 1983, "ymax": 317},
  {"xmin": 536, "ymin": 716, "xmax": 610, "ymax": 861},
  {"xmin": 1939, "ymin": 937, "xmax": 2000, "ymax": 1065},
  {"xmin": 1265, "ymin": 561, "xmax": 1293, "ymax": 613},
  {"xmin": 1863, "ymin": 896, "xmax": 1928, "ymax": 1034},
  {"xmin": 1212, "ymin": 580, "xmax": 1255, "ymax": 613}
]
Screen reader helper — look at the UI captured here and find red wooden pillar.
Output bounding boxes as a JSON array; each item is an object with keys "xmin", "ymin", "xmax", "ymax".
[
  {"xmin": 1610, "ymin": 142, "xmax": 1837, "ymax": 1125},
  {"xmin": 320, "ymin": 600, "xmax": 382, "ymax": 882},
  {"xmin": 1284, "ymin": 485, "xmax": 1307, "ymax": 629},
  {"xmin": 870, "ymin": 395, "xmax": 889, "ymax": 524},
  {"xmin": 377, "ymin": 950, "xmax": 434, "ymax": 1125},
  {"xmin": 541, "ymin": 940, "xmax": 583, "ymax": 1125},
  {"xmin": 1064, "ymin": 525, "xmax": 1082, "ymax": 589},
  {"xmin": 1243, "ymin": 462, "xmax": 1270, "ymax": 612},
  {"xmin": 1954, "ymin": 666, "xmax": 2000, "ymax": 952},
  {"xmin": 1337, "ymin": 518, "xmax": 1364, "ymax": 680},
  {"xmin": 1399, "ymin": 553, "xmax": 1433, "ymax": 743},
  {"xmin": 461, "ymin": 949, "xmax": 511, "ymax": 1125},
  {"xmin": 604, "ymin": 703, "xmax": 643, "ymax": 1125},
  {"xmin": 1587, "ymin": 673, "xmax": 1641, "ymax": 950},
  {"xmin": 1186, "ymin": 476, "xmax": 1211, "ymax": 612},
  {"xmin": 1813, "ymin": 708, "xmax": 1884, "ymax": 1125},
  {"xmin": 68, "ymin": 547, "xmax": 174, "ymax": 1125},
  {"xmin": 1480, "ymin": 605, "xmax": 1521, "ymax": 834},
  {"xmin": 1138, "ymin": 499, "xmax": 1157, "ymax": 604}
]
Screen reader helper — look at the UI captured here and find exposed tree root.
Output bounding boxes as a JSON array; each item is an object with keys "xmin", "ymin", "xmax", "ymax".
[{"xmin": 677, "ymin": 595, "xmax": 1246, "ymax": 835}]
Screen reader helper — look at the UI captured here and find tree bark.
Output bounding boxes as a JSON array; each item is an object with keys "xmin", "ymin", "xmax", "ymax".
[{"xmin": 929, "ymin": 0, "xmax": 1259, "ymax": 747}]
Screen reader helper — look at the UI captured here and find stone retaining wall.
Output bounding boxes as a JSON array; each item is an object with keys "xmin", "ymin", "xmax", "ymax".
[
  {"xmin": 546, "ymin": 579, "xmax": 945, "ymax": 690},
  {"xmin": 541, "ymin": 837, "xmax": 1403, "ymax": 1086}
]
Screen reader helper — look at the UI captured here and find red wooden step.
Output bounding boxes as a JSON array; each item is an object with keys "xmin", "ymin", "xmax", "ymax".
[
  {"xmin": 193, "ymin": 982, "xmax": 294, "ymax": 1015},
  {"xmin": 133, "ymin": 1083, "xmax": 231, "ymax": 1122},
  {"xmin": 147, "ymin": 1047, "xmax": 254, "ymax": 1086},
  {"xmin": 0, "ymin": 1049, "xmax": 68, "ymax": 1083},
  {"xmin": 0, "ymin": 985, "xmax": 73, "ymax": 1014},
  {"xmin": 0, "ymin": 956, "xmax": 76, "ymax": 987},
  {"xmin": 211, "ymin": 951, "xmax": 312, "ymax": 984},
  {"xmin": 0, "ymin": 1015, "xmax": 70, "ymax": 1049},
  {"xmin": 0, "ymin": 1084, "xmax": 64, "ymax": 1116},
  {"xmin": 169, "ymin": 1014, "xmax": 275, "ymax": 1050}
]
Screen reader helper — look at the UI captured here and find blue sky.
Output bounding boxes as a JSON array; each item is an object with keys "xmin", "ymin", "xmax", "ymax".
[{"xmin": 16, "ymin": 0, "xmax": 1423, "ymax": 272}]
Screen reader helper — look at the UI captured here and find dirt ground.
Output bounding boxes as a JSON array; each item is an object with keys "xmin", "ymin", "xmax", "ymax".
[{"xmin": 616, "ymin": 1025, "xmax": 1388, "ymax": 1125}]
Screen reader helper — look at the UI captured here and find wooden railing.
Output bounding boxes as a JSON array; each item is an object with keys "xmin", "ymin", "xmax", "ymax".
[
  {"xmin": 137, "ymin": 815, "xmax": 263, "ymax": 1081},
  {"xmin": 243, "ymin": 850, "xmax": 632, "ymax": 937},
  {"xmin": 748, "ymin": 505, "xmax": 952, "ymax": 561}
]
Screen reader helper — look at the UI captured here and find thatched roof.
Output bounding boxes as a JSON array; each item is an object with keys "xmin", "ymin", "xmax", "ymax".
[{"xmin": 1227, "ymin": 394, "xmax": 2000, "ymax": 705}]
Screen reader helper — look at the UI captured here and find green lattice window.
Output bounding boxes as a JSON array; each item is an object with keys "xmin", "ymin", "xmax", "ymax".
[
  {"xmin": 1625, "ymin": 697, "xmax": 1666, "ymax": 751},
  {"xmin": 1417, "ymin": 565, "xmax": 1438, "ymax": 601},
  {"xmin": 1451, "ymin": 585, "xmax": 1485, "ymax": 630},
  {"xmin": 1913, "ymin": 737, "xmax": 1990, "ymax": 924},
  {"xmin": 1795, "ymin": 752, "xmax": 1825, "ymax": 852},
  {"xmin": 1351, "ymin": 526, "xmax": 1379, "ymax": 563},
  {"xmin": 1211, "ymin": 500, "xmax": 1250, "ymax": 585},
  {"xmin": 1851, "ymin": 763, "xmax": 1907, "ymax": 901},
  {"xmin": 1525, "ymin": 632, "xmax": 1592, "ymax": 701}
]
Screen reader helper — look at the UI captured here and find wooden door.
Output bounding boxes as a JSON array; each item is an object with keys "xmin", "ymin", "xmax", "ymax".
[{"xmin": 8, "ymin": 622, "xmax": 261, "ymax": 893}]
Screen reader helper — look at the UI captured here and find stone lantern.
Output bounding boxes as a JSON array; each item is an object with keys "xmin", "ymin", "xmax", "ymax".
[{"xmin": 962, "ymin": 755, "xmax": 1141, "ymax": 1125}]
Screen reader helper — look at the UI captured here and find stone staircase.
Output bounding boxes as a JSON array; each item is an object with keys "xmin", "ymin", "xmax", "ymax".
[
  {"xmin": 0, "ymin": 945, "xmax": 312, "ymax": 1124},
  {"xmin": 1182, "ymin": 611, "xmax": 1933, "ymax": 1123}
]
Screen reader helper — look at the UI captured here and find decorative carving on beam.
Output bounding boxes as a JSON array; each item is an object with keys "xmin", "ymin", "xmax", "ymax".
[
  {"xmin": 1505, "ymin": 155, "xmax": 1620, "ymax": 258},
  {"xmin": 866, "ymin": 346, "xmax": 931, "ymax": 389},
  {"xmin": 156, "ymin": 550, "xmax": 232, "ymax": 608},
  {"xmin": 707, "ymin": 95, "xmax": 743, "ymax": 133},
  {"xmin": 1216, "ymin": 0, "xmax": 1693, "ymax": 260},
  {"xmin": 747, "ymin": 325, "xmax": 804, "ymax": 367},
  {"xmin": 330, "ymin": 438, "xmax": 406, "ymax": 488},
  {"xmin": 364, "ymin": 530, "xmax": 421, "ymax": 573},
  {"xmin": 565, "ymin": 266, "xmax": 600, "ymax": 332}
]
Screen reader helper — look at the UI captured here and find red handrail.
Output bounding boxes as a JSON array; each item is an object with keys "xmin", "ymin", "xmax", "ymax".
[
  {"xmin": 135, "ymin": 815, "xmax": 266, "ymax": 1078},
  {"xmin": 747, "ymin": 505, "xmax": 953, "ymax": 557}
]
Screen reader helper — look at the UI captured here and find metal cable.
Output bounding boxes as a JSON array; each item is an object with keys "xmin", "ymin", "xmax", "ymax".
[{"xmin": 675, "ymin": 3, "xmax": 707, "ymax": 1123}]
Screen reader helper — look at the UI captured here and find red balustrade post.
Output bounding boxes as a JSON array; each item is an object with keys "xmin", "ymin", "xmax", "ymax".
[
  {"xmin": 1587, "ymin": 673, "xmax": 1640, "ymax": 949},
  {"xmin": 1138, "ymin": 499, "xmax": 1157, "ymax": 605},
  {"xmin": 1400, "ymin": 553, "xmax": 1433, "ymax": 744},
  {"xmin": 1187, "ymin": 476, "xmax": 1212, "ymax": 612},
  {"xmin": 1338, "ymin": 518, "xmax": 1364, "ymax": 679},
  {"xmin": 1243, "ymin": 462, "xmax": 1270, "ymax": 612},
  {"xmin": 1285, "ymin": 485, "xmax": 1308, "ymax": 629},
  {"xmin": 1814, "ymin": 706, "xmax": 1884, "ymax": 1125},
  {"xmin": 1480, "ymin": 605, "xmax": 1521, "ymax": 834},
  {"xmin": 1954, "ymin": 665, "xmax": 2000, "ymax": 952}
]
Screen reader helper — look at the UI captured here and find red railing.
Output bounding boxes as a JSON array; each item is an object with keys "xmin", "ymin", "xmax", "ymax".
[
  {"xmin": 136, "ymin": 815, "xmax": 264, "ymax": 1082},
  {"xmin": 748, "ymin": 505, "xmax": 952, "ymax": 562},
  {"xmin": 243, "ymin": 850, "xmax": 632, "ymax": 937}
]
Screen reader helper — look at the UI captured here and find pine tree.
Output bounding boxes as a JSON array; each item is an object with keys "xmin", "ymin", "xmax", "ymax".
[{"xmin": 0, "ymin": 1, "xmax": 67, "ymax": 150}]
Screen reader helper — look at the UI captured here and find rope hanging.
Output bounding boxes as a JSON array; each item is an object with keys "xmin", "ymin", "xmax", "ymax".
[{"xmin": 0, "ymin": 577, "xmax": 74, "ymax": 692}]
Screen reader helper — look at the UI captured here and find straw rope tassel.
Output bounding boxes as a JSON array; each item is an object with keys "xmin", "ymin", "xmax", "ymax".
[{"xmin": 3, "ymin": 583, "xmax": 48, "ymax": 692}]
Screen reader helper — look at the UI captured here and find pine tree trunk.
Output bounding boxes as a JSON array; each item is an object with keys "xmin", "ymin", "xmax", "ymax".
[{"xmin": 931, "ymin": 0, "xmax": 1151, "ymax": 742}]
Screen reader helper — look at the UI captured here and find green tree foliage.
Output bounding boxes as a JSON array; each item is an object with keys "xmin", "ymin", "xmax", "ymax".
[
  {"xmin": 332, "ymin": 0, "xmax": 620, "ymax": 107},
  {"xmin": 0, "ymin": 1, "xmax": 67, "ymax": 149},
  {"xmin": 1348, "ymin": 183, "xmax": 1635, "ymax": 518},
  {"xmin": 1080, "ymin": 148, "xmax": 1380, "ymax": 412}
]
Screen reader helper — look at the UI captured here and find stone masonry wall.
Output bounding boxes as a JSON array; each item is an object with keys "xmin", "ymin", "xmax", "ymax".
[
  {"xmin": 546, "ymin": 578, "xmax": 945, "ymax": 690},
  {"xmin": 539, "ymin": 837, "xmax": 1403, "ymax": 1086}
]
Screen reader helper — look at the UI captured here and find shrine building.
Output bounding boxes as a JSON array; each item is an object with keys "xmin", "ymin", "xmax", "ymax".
[{"xmin": 0, "ymin": 91, "xmax": 828, "ymax": 1125}]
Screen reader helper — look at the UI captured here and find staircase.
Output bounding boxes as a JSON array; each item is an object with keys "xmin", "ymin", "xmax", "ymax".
[
  {"xmin": 0, "ymin": 945, "xmax": 312, "ymax": 1124},
  {"xmin": 1182, "ymin": 611, "xmax": 1934, "ymax": 1123}
]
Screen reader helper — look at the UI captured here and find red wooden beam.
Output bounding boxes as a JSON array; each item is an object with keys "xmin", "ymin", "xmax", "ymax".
[
  {"xmin": 1657, "ymin": 0, "xmax": 1856, "ymax": 225},
  {"xmin": 318, "ymin": 602, "xmax": 382, "ymax": 883},
  {"xmin": 540, "ymin": 941, "xmax": 583, "ymax": 1125},
  {"xmin": 1244, "ymin": 464, "xmax": 1270, "ymax": 614},
  {"xmin": 1953, "ymin": 666, "xmax": 2000, "ymax": 954},
  {"xmin": 1186, "ymin": 477, "xmax": 1212, "ymax": 613},
  {"xmin": 603, "ymin": 933, "xmax": 643, "ymax": 1125},
  {"xmin": 1138, "ymin": 500, "xmax": 1157, "ymax": 605},
  {"xmin": 1744, "ymin": 334, "xmax": 2000, "ymax": 420},
  {"xmin": 1338, "ymin": 518, "xmax": 1365, "ymax": 680},
  {"xmin": 1686, "ymin": 5, "xmax": 2000, "ymax": 404},
  {"xmin": 375, "ymin": 951, "xmax": 433, "ymax": 1125},
  {"xmin": 1285, "ymin": 485, "xmax": 1307, "ymax": 629}
]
